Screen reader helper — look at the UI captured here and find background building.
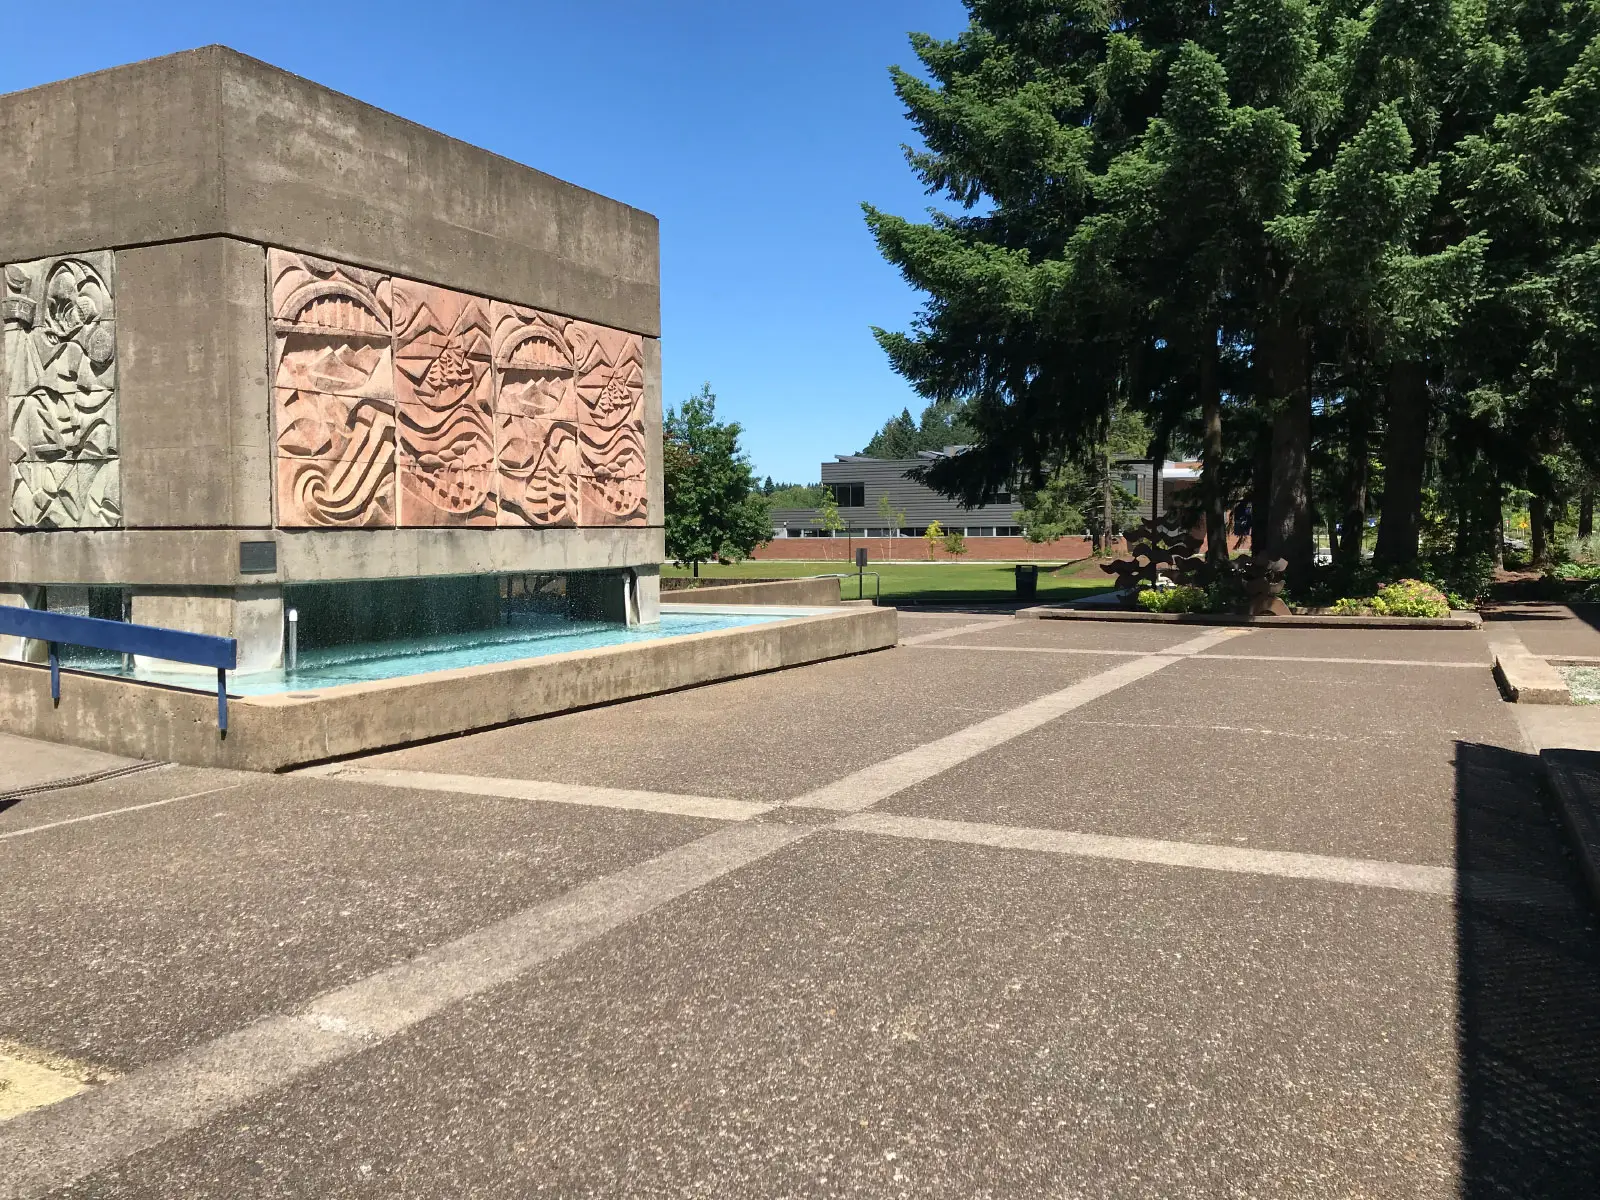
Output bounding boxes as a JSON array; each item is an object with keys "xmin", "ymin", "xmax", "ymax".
[{"xmin": 758, "ymin": 450, "xmax": 1201, "ymax": 561}]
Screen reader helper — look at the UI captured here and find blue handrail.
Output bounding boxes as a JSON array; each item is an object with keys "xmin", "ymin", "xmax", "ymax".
[{"xmin": 0, "ymin": 606, "xmax": 238, "ymax": 732}]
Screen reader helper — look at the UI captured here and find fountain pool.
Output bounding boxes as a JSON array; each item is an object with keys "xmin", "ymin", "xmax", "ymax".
[{"xmin": 60, "ymin": 607, "xmax": 794, "ymax": 697}]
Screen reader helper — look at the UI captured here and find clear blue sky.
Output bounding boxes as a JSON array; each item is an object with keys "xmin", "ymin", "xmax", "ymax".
[{"xmin": 0, "ymin": 1, "xmax": 969, "ymax": 486}]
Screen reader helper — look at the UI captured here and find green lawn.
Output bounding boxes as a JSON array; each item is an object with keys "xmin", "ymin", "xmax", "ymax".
[{"xmin": 662, "ymin": 558, "xmax": 1115, "ymax": 603}]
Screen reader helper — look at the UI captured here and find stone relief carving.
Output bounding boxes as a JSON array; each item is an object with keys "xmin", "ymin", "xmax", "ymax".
[
  {"xmin": 572, "ymin": 322, "xmax": 647, "ymax": 527},
  {"xmin": 270, "ymin": 251, "xmax": 396, "ymax": 527},
  {"xmin": 492, "ymin": 302, "xmax": 577, "ymax": 527},
  {"xmin": 393, "ymin": 282, "xmax": 496, "ymax": 527},
  {"xmin": 266, "ymin": 251, "xmax": 650, "ymax": 531},
  {"xmin": 4, "ymin": 253, "xmax": 121, "ymax": 528}
]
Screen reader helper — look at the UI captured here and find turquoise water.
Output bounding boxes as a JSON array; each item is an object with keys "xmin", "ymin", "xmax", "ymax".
[{"xmin": 63, "ymin": 610, "xmax": 788, "ymax": 698}]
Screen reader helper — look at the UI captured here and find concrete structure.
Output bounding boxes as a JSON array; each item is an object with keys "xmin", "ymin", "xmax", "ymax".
[
  {"xmin": 0, "ymin": 605, "xmax": 897, "ymax": 771},
  {"xmin": 659, "ymin": 576, "xmax": 843, "ymax": 606},
  {"xmin": 1, "ymin": 47, "xmax": 663, "ymax": 670}
]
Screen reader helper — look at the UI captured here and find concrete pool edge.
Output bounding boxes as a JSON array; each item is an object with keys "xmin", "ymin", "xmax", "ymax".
[{"xmin": 0, "ymin": 606, "xmax": 899, "ymax": 771}]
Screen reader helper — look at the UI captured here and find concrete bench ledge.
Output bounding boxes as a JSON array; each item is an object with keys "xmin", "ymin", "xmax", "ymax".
[
  {"xmin": 1016, "ymin": 607, "xmax": 1483, "ymax": 630},
  {"xmin": 1541, "ymin": 748, "xmax": 1600, "ymax": 908}
]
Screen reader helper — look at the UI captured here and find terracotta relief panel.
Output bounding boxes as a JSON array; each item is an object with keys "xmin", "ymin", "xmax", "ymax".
[
  {"xmin": 269, "ymin": 251, "xmax": 397, "ymax": 528},
  {"xmin": 392, "ymin": 280, "xmax": 496, "ymax": 527},
  {"xmin": 264, "ymin": 250, "xmax": 651, "ymax": 534},
  {"xmin": 491, "ymin": 302, "xmax": 577, "ymax": 527},
  {"xmin": 571, "ymin": 322, "xmax": 647, "ymax": 526},
  {"xmin": 4, "ymin": 253, "xmax": 121, "ymax": 528}
]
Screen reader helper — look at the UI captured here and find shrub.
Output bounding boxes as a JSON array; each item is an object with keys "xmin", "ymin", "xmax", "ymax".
[
  {"xmin": 1372, "ymin": 578, "xmax": 1450, "ymax": 618},
  {"xmin": 1567, "ymin": 534, "xmax": 1600, "ymax": 565},
  {"xmin": 1137, "ymin": 584, "xmax": 1208, "ymax": 613},
  {"xmin": 1326, "ymin": 579, "xmax": 1450, "ymax": 617},
  {"xmin": 1554, "ymin": 561, "xmax": 1600, "ymax": 582}
]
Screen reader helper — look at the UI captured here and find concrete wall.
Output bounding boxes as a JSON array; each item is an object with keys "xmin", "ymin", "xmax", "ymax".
[
  {"xmin": 118, "ymin": 238, "xmax": 271, "ymax": 528},
  {"xmin": 0, "ymin": 46, "xmax": 658, "ymax": 336},
  {"xmin": 0, "ymin": 606, "xmax": 899, "ymax": 770},
  {"xmin": 0, "ymin": 526, "xmax": 665, "ymax": 587},
  {"xmin": 0, "ymin": 47, "xmax": 663, "ymax": 599}
]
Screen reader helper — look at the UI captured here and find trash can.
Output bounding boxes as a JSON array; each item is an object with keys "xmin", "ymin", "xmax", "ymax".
[{"xmin": 1014, "ymin": 564, "xmax": 1039, "ymax": 600}]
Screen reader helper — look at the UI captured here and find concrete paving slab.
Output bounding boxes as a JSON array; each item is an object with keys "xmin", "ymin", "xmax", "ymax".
[
  {"xmin": 1513, "ymin": 704, "xmax": 1600, "ymax": 752},
  {"xmin": 883, "ymin": 655, "xmax": 1521, "ymax": 866},
  {"xmin": 1194, "ymin": 626, "xmax": 1490, "ymax": 663},
  {"xmin": 1484, "ymin": 603, "xmax": 1600, "ymax": 659},
  {"xmin": 0, "ymin": 765, "xmax": 233, "ymax": 837},
  {"xmin": 359, "ymin": 647, "xmax": 1120, "ymax": 804},
  {"xmin": 0, "ymin": 774, "xmax": 718, "ymax": 1072},
  {"xmin": 0, "ymin": 733, "xmax": 146, "ymax": 795},
  {"xmin": 915, "ymin": 618, "xmax": 1206, "ymax": 653},
  {"xmin": 59, "ymin": 832, "xmax": 1476, "ymax": 1199}
]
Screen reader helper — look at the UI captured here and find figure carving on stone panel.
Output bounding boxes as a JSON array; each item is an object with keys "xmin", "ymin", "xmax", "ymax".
[
  {"xmin": 570, "ymin": 321, "xmax": 647, "ymax": 526},
  {"xmin": 268, "ymin": 250, "xmax": 397, "ymax": 528},
  {"xmin": 392, "ymin": 280, "xmax": 496, "ymax": 527},
  {"xmin": 4, "ymin": 253, "xmax": 121, "ymax": 528}
]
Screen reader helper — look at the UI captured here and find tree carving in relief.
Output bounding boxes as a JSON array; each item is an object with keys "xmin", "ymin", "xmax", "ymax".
[{"xmin": 4, "ymin": 253, "xmax": 120, "ymax": 528}]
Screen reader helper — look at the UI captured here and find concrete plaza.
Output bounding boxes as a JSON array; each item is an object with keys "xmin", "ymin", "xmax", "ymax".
[{"xmin": 2, "ymin": 611, "xmax": 1598, "ymax": 1197}]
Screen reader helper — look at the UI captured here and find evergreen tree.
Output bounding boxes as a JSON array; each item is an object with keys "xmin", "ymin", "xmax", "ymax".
[{"xmin": 863, "ymin": 0, "xmax": 1600, "ymax": 594}]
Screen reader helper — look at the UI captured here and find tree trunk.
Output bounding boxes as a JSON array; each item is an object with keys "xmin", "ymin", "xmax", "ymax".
[
  {"xmin": 1200, "ymin": 345, "xmax": 1227, "ymax": 565},
  {"xmin": 1531, "ymin": 495, "xmax": 1549, "ymax": 567},
  {"xmin": 1250, "ymin": 423, "xmax": 1272, "ymax": 558},
  {"xmin": 1337, "ymin": 385, "xmax": 1371, "ymax": 567},
  {"xmin": 1373, "ymin": 360, "xmax": 1429, "ymax": 567},
  {"xmin": 692, "ymin": 560, "xmax": 700, "ymax": 578},
  {"xmin": 1260, "ymin": 316, "xmax": 1313, "ymax": 590},
  {"xmin": 1495, "ymin": 494, "xmax": 1505, "ymax": 570},
  {"xmin": 1101, "ymin": 443, "xmax": 1113, "ymax": 553},
  {"xmin": 1580, "ymin": 489, "xmax": 1594, "ymax": 538}
]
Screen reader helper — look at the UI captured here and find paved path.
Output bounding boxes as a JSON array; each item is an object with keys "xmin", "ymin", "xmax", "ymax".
[
  {"xmin": 1, "ymin": 613, "xmax": 1597, "ymax": 1196},
  {"xmin": 1485, "ymin": 600, "xmax": 1600, "ymax": 659}
]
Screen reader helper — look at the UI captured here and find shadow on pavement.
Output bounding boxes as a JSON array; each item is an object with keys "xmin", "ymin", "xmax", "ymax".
[{"xmin": 1455, "ymin": 741, "xmax": 1600, "ymax": 1195}]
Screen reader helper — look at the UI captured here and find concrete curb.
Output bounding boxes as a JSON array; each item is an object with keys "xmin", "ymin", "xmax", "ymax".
[
  {"xmin": 1488, "ymin": 630, "xmax": 1571, "ymax": 704},
  {"xmin": 0, "ymin": 606, "xmax": 899, "ymax": 771},
  {"xmin": 1015, "ymin": 607, "xmax": 1483, "ymax": 630},
  {"xmin": 1541, "ymin": 749, "xmax": 1600, "ymax": 909},
  {"xmin": 659, "ymin": 577, "xmax": 842, "ymax": 606}
]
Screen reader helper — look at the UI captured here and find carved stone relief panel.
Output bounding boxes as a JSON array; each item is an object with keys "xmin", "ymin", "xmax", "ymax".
[
  {"xmin": 264, "ymin": 249, "xmax": 651, "ymax": 534},
  {"xmin": 392, "ymin": 280, "xmax": 496, "ymax": 527},
  {"xmin": 571, "ymin": 322, "xmax": 647, "ymax": 527},
  {"xmin": 4, "ymin": 252, "xmax": 121, "ymax": 528},
  {"xmin": 491, "ymin": 302, "xmax": 577, "ymax": 527},
  {"xmin": 269, "ymin": 251, "xmax": 397, "ymax": 528}
]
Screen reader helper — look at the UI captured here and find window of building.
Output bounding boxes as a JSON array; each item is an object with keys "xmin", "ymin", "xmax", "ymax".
[
  {"xmin": 830, "ymin": 482, "xmax": 865, "ymax": 508},
  {"xmin": 997, "ymin": 525, "xmax": 1023, "ymax": 536},
  {"xmin": 1119, "ymin": 473, "xmax": 1141, "ymax": 497},
  {"xmin": 992, "ymin": 492, "xmax": 1012, "ymax": 504}
]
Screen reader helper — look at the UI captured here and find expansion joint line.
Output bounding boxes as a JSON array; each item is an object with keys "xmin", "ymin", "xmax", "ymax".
[{"xmin": 0, "ymin": 628, "xmax": 1251, "ymax": 1197}]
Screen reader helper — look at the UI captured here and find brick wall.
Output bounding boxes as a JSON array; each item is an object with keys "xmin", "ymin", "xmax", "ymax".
[
  {"xmin": 751, "ymin": 530, "xmax": 1251, "ymax": 564},
  {"xmin": 751, "ymin": 536, "xmax": 1109, "ymax": 563}
]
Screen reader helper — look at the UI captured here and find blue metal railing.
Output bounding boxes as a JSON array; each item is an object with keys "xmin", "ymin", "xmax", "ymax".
[{"xmin": 0, "ymin": 606, "xmax": 238, "ymax": 732}]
